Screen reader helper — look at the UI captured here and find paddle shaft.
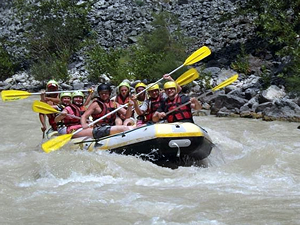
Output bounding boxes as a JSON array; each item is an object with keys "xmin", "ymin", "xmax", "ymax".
[{"xmin": 36, "ymin": 90, "xmax": 90, "ymax": 95}]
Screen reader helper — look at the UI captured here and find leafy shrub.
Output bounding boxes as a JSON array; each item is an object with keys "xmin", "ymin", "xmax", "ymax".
[
  {"xmin": 31, "ymin": 50, "xmax": 69, "ymax": 82},
  {"xmin": 230, "ymin": 45, "xmax": 251, "ymax": 75},
  {"xmin": 236, "ymin": 0, "xmax": 300, "ymax": 93},
  {"xmin": 13, "ymin": 0, "xmax": 91, "ymax": 81},
  {"xmin": 85, "ymin": 45, "xmax": 134, "ymax": 84},
  {"xmin": 0, "ymin": 44, "xmax": 15, "ymax": 81},
  {"xmin": 85, "ymin": 11, "xmax": 188, "ymax": 84}
]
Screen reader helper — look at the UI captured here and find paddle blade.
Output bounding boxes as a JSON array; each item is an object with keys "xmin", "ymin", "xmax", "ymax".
[
  {"xmin": 176, "ymin": 68, "xmax": 199, "ymax": 86},
  {"xmin": 212, "ymin": 74, "xmax": 239, "ymax": 92},
  {"xmin": 183, "ymin": 46, "xmax": 211, "ymax": 66},
  {"xmin": 42, "ymin": 134, "xmax": 73, "ymax": 153},
  {"xmin": 32, "ymin": 100, "xmax": 59, "ymax": 114},
  {"xmin": 1, "ymin": 90, "xmax": 32, "ymax": 102}
]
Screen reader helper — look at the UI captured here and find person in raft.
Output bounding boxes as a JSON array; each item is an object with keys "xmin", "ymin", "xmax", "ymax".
[
  {"xmin": 39, "ymin": 79, "xmax": 60, "ymax": 132},
  {"xmin": 80, "ymin": 84, "xmax": 135, "ymax": 139},
  {"xmin": 114, "ymin": 81, "xmax": 135, "ymax": 126},
  {"xmin": 55, "ymin": 91, "xmax": 93, "ymax": 137},
  {"xmin": 152, "ymin": 81, "xmax": 202, "ymax": 123},
  {"xmin": 132, "ymin": 74, "xmax": 182, "ymax": 125}
]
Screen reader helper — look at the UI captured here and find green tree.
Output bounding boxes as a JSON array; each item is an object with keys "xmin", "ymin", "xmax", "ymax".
[
  {"xmin": 85, "ymin": 11, "xmax": 188, "ymax": 85},
  {"xmin": 237, "ymin": 0, "xmax": 300, "ymax": 93},
  {"xmin": 0, "ymin": 44, "xmax": 16, "ymax": 80},
  {"xmin": 13, "ymin": 0, "xmax": 91, "ymax": 81}
]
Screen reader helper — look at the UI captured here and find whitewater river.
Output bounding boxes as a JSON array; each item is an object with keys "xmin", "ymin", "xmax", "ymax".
[{"xmin": 0, "ymin": 97, "xmax": 300, "ymax": 225}]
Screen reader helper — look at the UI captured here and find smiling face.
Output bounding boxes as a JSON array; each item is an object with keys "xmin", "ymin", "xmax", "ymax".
[
  {"xmin": 73, "ymin": 96, "xmax": 83, "ymax": 106},
  {"xmin": 98, "ymin": 90, "xmax": 111, "ymax": 102},
  {"xmin": 61, "ymin": 96, "xmax": 71, "ymax": 106},
  {"xmin": 148, "ymin": 89, "xmax": 159, "ymax": 99},
  {"xmin": 164, "ymin": 87, "xmax": 177, "ymax": 99}
]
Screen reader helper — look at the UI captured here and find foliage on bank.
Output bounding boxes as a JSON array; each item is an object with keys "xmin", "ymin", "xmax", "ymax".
[
  {"xmin": 235, "ymin": 0, "xmax": 300, "ymax": 94},
  {"xmin": 85, "ymin": 12, "xmax": 188, "ymax": 84},
  {"xmin": 13, "ymin": 0, "xmax": 92, "ymax": 82},
  {"xmin": 2, "ymin": 0, "xmax": 300, "ymax": 94},
  {"xmin": 0, "ymin": 43, "xmax": 16, "ymax": 80}
]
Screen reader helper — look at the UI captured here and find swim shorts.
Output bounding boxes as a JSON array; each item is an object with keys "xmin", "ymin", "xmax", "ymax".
[{"xmin": 92, "ymin": 125, "xmax": 111, "ymax": 139}]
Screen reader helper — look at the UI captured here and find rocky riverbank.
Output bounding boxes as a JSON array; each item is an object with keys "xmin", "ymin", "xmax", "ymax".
[{"xmin": 0, "ymin": 0, "xmax": 299, "ymax": 122}]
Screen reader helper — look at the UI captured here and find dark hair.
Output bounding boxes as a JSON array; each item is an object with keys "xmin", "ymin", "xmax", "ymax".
[{"xmin": 97, "ymin": 83, "xmax": 112, "ymax": 93}]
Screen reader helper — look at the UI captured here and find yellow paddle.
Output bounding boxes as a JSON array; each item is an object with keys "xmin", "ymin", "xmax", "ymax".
[
  {"xmin": 175, "ymin": 68, "xmax": 199, "ymax": 86},
  {"xmin": 1, "ymin": 89, "xmax": 90, "ymax": 102},
  {"xmin": 165, "ymin": 74, "xmax": 239, "ymax": 116},
  {"xmin": 42, "ymin": 46, "xmax": 211, "ymax": 153},
  {"xmin": 32, "ymin": 100, "xmax": 82, "ymax": 120}
]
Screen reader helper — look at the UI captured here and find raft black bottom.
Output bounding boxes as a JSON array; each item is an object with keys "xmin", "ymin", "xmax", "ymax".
[{"xmin": 108, "ymin": 136, "xmax": 213, "ymax": 169}]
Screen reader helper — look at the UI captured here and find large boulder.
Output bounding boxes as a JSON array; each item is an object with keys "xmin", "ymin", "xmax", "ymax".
[
  {"xmin": 210, "ymin": 94, "xmax": 248, "ymax": 115},
  {"xmin": 262, "ymin": 99, "xmax": 300, "ymax": 122}
]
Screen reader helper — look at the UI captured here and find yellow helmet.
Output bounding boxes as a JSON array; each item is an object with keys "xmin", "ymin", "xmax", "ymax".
[
  {"xmin": 135, "ymin": 82, "xmax": 146, "ymax": 90},
  {"xmin": 147, "ymin": 83, "xmax": 159, "ymax": 92},
  {"xmin": 163, "ymin": 81, "xmax": 177, "ymax": 90}
]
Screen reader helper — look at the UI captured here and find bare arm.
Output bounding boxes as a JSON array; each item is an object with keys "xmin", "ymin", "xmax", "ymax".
[
  {"xmin": 81, "ymin": 102, "xmax": 98, "ymax": 129},
  {"xmin": 190, "ymin": 97, "xmax": 202, "ymax": 110},
  {"xmin": 39, "ymin": 113, "xmax": 47, "ymax": 132},
  {"xmin": 55, "ymin": 108, "xmax": 67, "ymax": 123},
  {"xmin": 163, "ymin": 74, "xmax": 182, "ymax": 93},
  {"xmin": 152, "ymin": 111, "xmax": 166, "ymax": 123},
  {"xmin": 84, "ymin": 88, "xmax": 94, "ymax": 107},
  {"xmin": 131, "ymin": 94, "xmax": 144, "ymax": 116}
]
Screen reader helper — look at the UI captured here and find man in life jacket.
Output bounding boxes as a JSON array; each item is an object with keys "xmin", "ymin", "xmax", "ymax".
[
  {"xmin": 132, "ymin": 83, "xmax": 163, "ymax": 126},
  {"xmin": 114, "ymin": 81, "xmax": 135, "ymax": 126},
  {"xmin": 132, "ymin": 74, "xmax": 181, "ymax": 125},
  {"xmin": 55, "ymin": 91, "xmax": 88, "ymax": 137},
  {"xmin": 80, "ymin": 84, "xmax": 135, "ymax": 139},
  {"xmin": 152, "ymin": 81, "xmax": 202, "ymax": 123},
  {"xmin": 39, "ymin": 80, "xmax": 60, "ymax": 132}
]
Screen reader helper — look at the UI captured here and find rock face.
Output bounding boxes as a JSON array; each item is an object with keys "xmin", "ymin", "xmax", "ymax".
[
  {"xmin": 0, "ymin": 1, "xmax": 299, "ymax": 122},
  {"xmin": 0, "ymin": 0, "xmax": 256, "ymax": 67}
]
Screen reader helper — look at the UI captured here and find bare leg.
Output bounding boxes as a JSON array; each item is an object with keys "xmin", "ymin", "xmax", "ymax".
[
  {"xmin": 72, "ymin": 128, "xmax": 94, "ymax": 138},
  {"xmin": 115, "ymin": 117, "xmax": 123, "ymax": 125},
  {"xmin": 110, "ymin": 125, "xmax": 134, "ymax": 135}
]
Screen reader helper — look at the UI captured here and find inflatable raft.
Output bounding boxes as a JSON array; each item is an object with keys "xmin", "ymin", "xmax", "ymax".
[{"xmin": 74, "ymin": 122, "xmax": 214, "ymax": 168}]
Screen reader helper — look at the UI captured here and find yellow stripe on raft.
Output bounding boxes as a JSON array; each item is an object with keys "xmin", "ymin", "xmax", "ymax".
[{"xmin": 154, "ymin": 123, "xmax": 203, "ymax": 138}]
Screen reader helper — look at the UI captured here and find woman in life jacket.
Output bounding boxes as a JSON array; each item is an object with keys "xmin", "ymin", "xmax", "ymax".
[
  {"xmin": 54, "ymin": 92, "xmax": 72, "ymax": 111},
  {"xmin": 55, "ymin": 91, "xmax": 88, "ymax": 137},
  {"xmin": 152, "ymin": 81, "xmax": 202, "ymax": 123},
  {"xmin": 114, "ymin": 81, "xmax": 135, "ymax": 126},
  {"xmin": 80, "ymin": 84, "xmax": 135, "ymax": 139},
  {"xmin": 39, "ymin": 80, "xmax": 60, "ymax": 133}
]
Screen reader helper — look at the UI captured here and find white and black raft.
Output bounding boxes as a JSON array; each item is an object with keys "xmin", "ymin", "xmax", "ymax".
[{"xmin": 74, "ymin": 122, "xmax": 214, "ymax": 169}]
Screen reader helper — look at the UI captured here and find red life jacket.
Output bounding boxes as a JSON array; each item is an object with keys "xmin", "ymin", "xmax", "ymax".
[
  {"xmin": 145, "ymin": 94, "xmax": 164, "ymax": 122},
  {"xmin": 115, "ymin": 94, "xmax": 134, "ymax": 119},
  {"xmin": 45, "ymin": 94, "xmax": 59, "ymax": 130},
  {"xmin": 116, "ymin": 95, "xmax": 129, "ymax": 105},
  {"xmin": 63, "ymin": 104, "xmax": 85, "ymax": 127},
  {"xmin": 164, "ymin": 94, "xmax": 193, "ymax": 123},
  {"xmin": 47, "ymin": 114, "xmax": 57, "ymax": 131},
  {"xmin": 92, "ymin": 98, "xmax": 117, "ymax": 126}
]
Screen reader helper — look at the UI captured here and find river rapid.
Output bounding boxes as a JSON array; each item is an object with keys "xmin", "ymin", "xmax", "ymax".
[{"xmin": 0, "ymin": 97, "xmax": 300, "ymax": 225}]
